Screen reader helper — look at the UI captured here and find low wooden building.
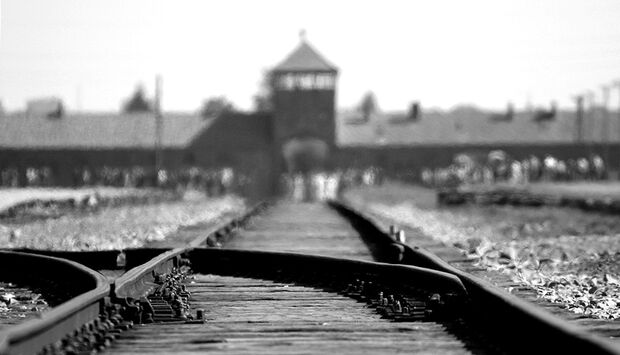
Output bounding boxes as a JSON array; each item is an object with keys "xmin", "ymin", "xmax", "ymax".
[{"xmin": 1, "ymin": 37, "xmax": 618, "ymax": 194}]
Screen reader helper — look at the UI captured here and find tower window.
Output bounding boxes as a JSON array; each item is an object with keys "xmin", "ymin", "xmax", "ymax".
[
  {"xmin": 276, "ymin": 73, "xmax": 335, "ymax": 90},
  {"xmin": 315, "ymin": 74, "xmax": 335, "ymax": 89},
  {"xmin": 298, "ymin": 74, "xmax": 314, "ymax": 89}
]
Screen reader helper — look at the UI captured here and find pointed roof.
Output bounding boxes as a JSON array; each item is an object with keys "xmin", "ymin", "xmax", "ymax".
[{"xmin": 273, "ymin": 39, "xmax": 337, "ymax": 73}]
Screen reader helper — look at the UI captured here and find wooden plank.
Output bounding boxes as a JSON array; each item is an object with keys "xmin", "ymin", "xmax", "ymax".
[
  {"xmin": 223, "ymin": 203, "xmax": 373, "ymax": 260},
  {"xmin": 107, "ymin": 274, "xmax": 471, "ymax": 354}
]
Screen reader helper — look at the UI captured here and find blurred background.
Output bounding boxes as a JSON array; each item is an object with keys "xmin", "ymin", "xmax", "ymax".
[{"xmin": 0, "ymin": 0, "xmax": 619, "ymax": 200}]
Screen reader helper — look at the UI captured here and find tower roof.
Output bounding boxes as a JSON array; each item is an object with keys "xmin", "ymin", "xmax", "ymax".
[{"xmin": 273, "ymin": 39, "xmax": 337, "ymax": 73}]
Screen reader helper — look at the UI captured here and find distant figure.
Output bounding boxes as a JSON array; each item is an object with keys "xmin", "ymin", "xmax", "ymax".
[
  {"xmin": 293, "ymin": 174, "xmax": 305, "ymax": 202},
  {"xmin": 325, "ymin": 173, "xmax": 340, "ymax": 199},
  {"xmin": 543, "ymin": 155, "xmax": 557, "ymax": 181},
  {"xmin": 591, "ymin": 155, "xmax": 606, "ymax": 180},
  {"xmin": 567, "ymin": 159, "xmax": 577, "ymax": 180},
  {"xmin": 521, "ymin": 159, "xmax": 530, "ymax": 184},
  {"xmin": 312, "ymin": 173, "xmax": 326, "ymax": 201},
  {"xmin": 510, "ymin": 161, "xmax": 523, "ymax": 184},
  {"xmin": 577, "ymin": 158, "xmax": 590, "ymax": 180},
  {"xmin": 421, "ymin": 168, "xmax": 433, "ymax": 186},
  {"xmin": 529, "ymin": 156, "xmax": 541, "ymax": 181},
  {"xmin": 482, "ymin": 166, "xmax": 494, "ymax": 184},
  {"xmin": 362, "ymin": 169, "xmax": 374, "ymax": 185},
  {"xmin": 556, "ymin": 160, "xmax": 567, "ymax": 181}
]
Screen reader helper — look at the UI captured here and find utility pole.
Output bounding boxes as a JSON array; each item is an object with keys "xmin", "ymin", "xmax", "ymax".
[
  {"xmin": 76, "ymin": 84, "xmax": 82, "ymax": 112},
  {"xmin": 601, "ymin": 85, "xmax": 611, "ymax": 167},
  {"xmin": 583, "ymin": 90, "xmax": 596, "ymax": 156},
  {"xmin": 154, "ymin": 75, "xmax": 163, "ymax": 184},
  {"xmin": 573, "ymin": 94, "xmax": 584, "ymax": 143},
  {"xmin": 614, "ymin": 80, "xmax": 620, "ymax": 144},
  {"xmin": 585, "ymin": 90, "xmax": 596, "ymax": 143}
]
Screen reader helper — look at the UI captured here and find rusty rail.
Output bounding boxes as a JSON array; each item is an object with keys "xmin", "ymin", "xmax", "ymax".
[
  {"xmin": 3, "ymin": 199, "xmax": 620, "ymax": 354},
  {"xmin": 0, "ymin": 201, "xmax": 267, "ymax": 354},
  {"xmin": 436, "ymin": 187, "xmax": 620, "ymax": 214},
  {"xmin": 0, "ymin": 251, "xmax": 109, "ymax": 355},
  {"xmin": 333, "ymin": 199, "xmax": 620, "ymax": 355}
]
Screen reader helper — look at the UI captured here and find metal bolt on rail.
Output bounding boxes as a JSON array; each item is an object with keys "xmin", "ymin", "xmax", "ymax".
[
  {"xmin": 381, "ymin": 293, "xmax": 389, "ymax": 307},
  {"xmin": 343, "ymin": 279, "xmax": 362, "ymax": 298},
  {"xmin": 389, "ymin": 225, "xmax": 398, "ymax": 237},
  {"xmin": 186, "ymin": 308, "xmax": 207, "ymax": 324},
  {"xmin": 206, "ymin": 235, "xmax": 221, "ymax": 247},
  {"xmin": 179, "ymin": 257, "xmax": 192, "ymax": 267},
  {"xmin": 396, "ymin": 230, "xmax": 406, "ymax": 243},
  {"xmin": 116, "ymin": 250, "xmax": 126, "ymax": 268}
]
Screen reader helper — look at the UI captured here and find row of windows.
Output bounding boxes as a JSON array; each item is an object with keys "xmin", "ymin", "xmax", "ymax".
[{"xmin": 276, "ymin": 73, "xmax": 336, "ymax": 90}]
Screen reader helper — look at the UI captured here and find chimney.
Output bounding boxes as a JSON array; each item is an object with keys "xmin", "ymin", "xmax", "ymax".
[
  {"xmin": 408, "ymin": 101, "xmax": 420, "ymax": 121},
  {"xmin": 26, "ymin": 97, "xmax": 64, "ymax": 119}
]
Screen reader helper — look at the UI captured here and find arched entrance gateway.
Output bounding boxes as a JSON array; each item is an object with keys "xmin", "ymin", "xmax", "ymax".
[
  {"xmin": 270, "ymin": 34, "xmax": 338, "ymax": 200},
  {"xmin": 282, "ymin": 137, "xmax": 329, "ymax": 174},
  {"xmin": 281, "ymin": 137, "xmax": 333, "ymax": 201}
]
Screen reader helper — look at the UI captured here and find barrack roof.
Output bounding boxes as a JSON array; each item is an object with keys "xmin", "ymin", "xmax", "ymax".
[{"xmin": 0, "ymin": 112, "xmax": 212, "ymax": 150}]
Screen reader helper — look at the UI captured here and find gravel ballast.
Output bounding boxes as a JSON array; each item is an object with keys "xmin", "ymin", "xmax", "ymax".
[{"xmin": 346, "ymin": 183, "xmax": 620, "ymax": 320}]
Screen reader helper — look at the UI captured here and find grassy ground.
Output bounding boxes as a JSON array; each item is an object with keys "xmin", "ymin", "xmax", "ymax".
[
  {"xmin": 0, "ymin": 187, "xmax": 163, "ymax": 214},
  {"xmin": 0, "ymin": 192, "xmax": 245, "ymax": 251},
  {"xmin": 0, "ymin": 190, "xmax": 244, "ymax": 328},
  {"xmin": 345, "ymin": 181, "xmax": 620, "ymax": 319}
]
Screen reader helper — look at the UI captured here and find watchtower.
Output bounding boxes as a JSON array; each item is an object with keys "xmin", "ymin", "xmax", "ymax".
[{"xmin": 271, "ymin": 35, "xmax": 338, "ymax": 172}]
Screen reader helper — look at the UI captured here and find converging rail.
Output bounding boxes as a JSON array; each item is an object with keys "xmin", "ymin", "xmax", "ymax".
[
  {"xmin": 0, "ymin": 203, "xmax": 266, "ymax": 355},
  {"xmin": 108, "ymin": 248, "xmax": 470, "ymax": 354},
  {"xmin": 0, "ymin": 251, "xmax": 109, "ymax": 355},
  {"xmin": 437, "ymin": 186, "xmax": 620, "ymax": 214},
  {"xmin": 1, "ymin": 200, "xmax": 620, "ymax": 354},
  {"xmin": 338, "ymin": 200, "xmax": 620, "ymax": 355}
]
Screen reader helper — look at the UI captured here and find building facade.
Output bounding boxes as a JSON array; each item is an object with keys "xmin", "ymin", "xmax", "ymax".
[{"xmin": 0, "ymin": 37, "xmax": 619, "ymax": 193}]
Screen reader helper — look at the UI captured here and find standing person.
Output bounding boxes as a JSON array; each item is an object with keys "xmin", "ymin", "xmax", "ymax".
[
  {"xmin": 556, "ymin": 160, "xmax": 567, "ymax": 181},
  {"xmin": 591, "ymin": 154, "xmax": 606, "ymax": 180},
  {"xmin": 529, "ymin": 156, "xmax": 541, "ymax": 182},
  {"xmin": 577, "ymin": 157, "xmax": 590, "ymax": 180},
  {"xmin": 510, "ymin": 160, "xmax": 522, "ymax": 185},
  {"xmin": 567, "ymin": 159, "xmax": 577, "ymax": 181},
  {"xmin": 521, "ymin": 159, "xmax": 530, "ymax": 184}
]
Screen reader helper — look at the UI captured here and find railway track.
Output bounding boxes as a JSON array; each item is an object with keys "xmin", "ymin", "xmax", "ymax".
[
  {"xmin": 343, "ymin": 196, "xmax": 620, "ymax": 345},
  {"xmin": 0, "ymin": 200, "xmax": 619, "ymax": 354},
  {"xmin": 0, "ymin": 251, "xmax": 109, "ymax": 355},
  {"xmin": 437, "ymin": 186, "xmax": 620, "ymax": 214},
  {"xmin": 115, "ymin": 274, "xmax": 458, "ymax": 354}
]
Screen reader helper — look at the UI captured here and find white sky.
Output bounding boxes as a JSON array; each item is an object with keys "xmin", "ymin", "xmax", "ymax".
[{"xmin": 1, "ymin": 0, "xmax": 619, "ymax": 112}]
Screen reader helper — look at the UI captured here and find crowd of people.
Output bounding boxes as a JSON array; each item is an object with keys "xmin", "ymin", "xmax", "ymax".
[
  {"xmin": 421, "ymin": 152, "xmax": 608, "ymax": 187},
  {"xmin": 0, "ymin": 163, "xmax": 391, "ymax": 202},
  {"xmin": 282, "ymin": 167, "xmax": 385, "ymax": 202},
  {"xmin": 5, "ymin": 153, "xmax": 607, "ymax": 198},
  {"xmin": 0, "ymin": 165, "xmax": 241, "ymax": 196}
]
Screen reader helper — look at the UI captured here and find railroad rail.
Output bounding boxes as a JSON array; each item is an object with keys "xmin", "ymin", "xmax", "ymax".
[
  {"xmin": 0, "ymin": 251, "xmax": 109, "ymax": 355},
  {"xmin": 109, "ymin": 248, "xmax": 470, "ymax": 354},
  {"xmin": 1, "ymin": 200, "xmax": 619, "ymax": 354},
  {"xmin": 338, "ymin": 199, "xmax": 620, "ymax": 354},
  {"xmin": 437, "ymin": 186, "xmax": 620, "ymax": 214}
]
